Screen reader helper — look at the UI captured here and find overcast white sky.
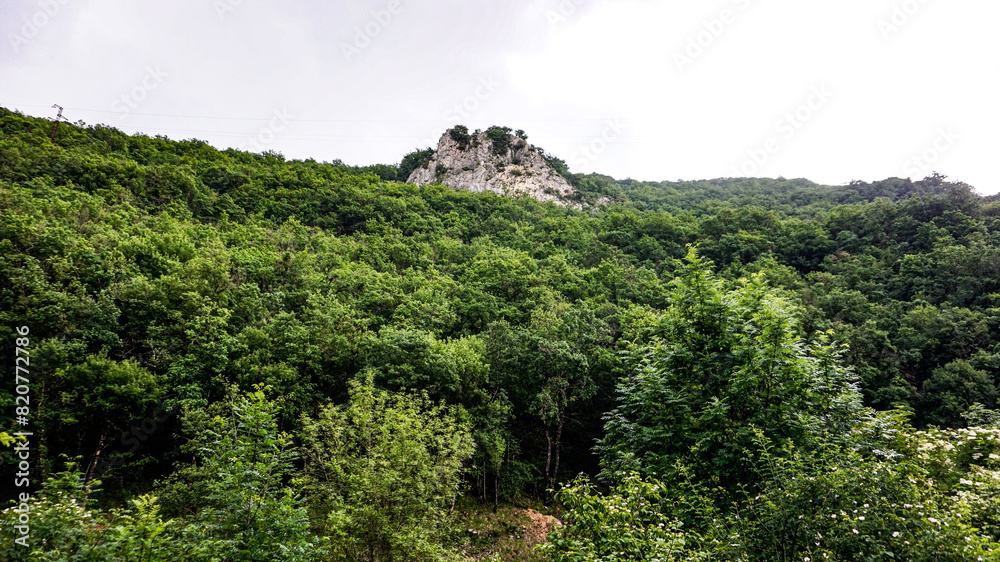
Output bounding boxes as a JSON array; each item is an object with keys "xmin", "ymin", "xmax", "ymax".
[{"xmin": 2, "ymin": 0, "xmax": 998, "ymax": 194}]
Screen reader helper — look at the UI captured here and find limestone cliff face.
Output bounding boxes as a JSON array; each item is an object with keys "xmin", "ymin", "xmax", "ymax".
[{"xmin": 406, "ymin": 127, "xmax": 580, "ymax": 208}]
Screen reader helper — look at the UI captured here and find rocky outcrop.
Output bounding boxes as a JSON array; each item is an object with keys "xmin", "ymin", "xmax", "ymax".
[{"xmin": 406, "ymin": 126, "xmax": 581, "ymax": 208}]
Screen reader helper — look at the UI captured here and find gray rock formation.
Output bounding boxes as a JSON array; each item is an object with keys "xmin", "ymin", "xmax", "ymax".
[{"xmin": 406, "ymin": 127, "xmax": 581, "ymax": 208}]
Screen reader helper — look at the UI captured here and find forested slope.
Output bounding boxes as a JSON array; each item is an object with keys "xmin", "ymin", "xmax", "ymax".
[{"xmin": 2, "ymin": 107, "xmax": 999, "ymax": 560}]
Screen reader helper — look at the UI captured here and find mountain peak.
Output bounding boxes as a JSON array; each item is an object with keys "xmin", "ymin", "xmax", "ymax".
[{"xmin": 406, "ymin": 126, "xmax": 581, "ymax": 208}]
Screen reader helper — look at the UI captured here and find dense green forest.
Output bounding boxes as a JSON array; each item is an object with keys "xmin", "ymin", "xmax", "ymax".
[{"xmin": 2, "ymin": 106, "xmax": 1000, "ymax": 560}]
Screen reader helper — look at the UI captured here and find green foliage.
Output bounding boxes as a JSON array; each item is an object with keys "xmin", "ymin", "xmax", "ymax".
[
  {"xmin": 541, "ymin": 152, "xmax": 573, "ymax": 185},
  {"xmin": 96, "ymin": 495, "xmax": 176, "ymax": 561},
  {"xmin": 0, "ymin": 460, "xmax": 184, "ymax": 561},
  {"xmin": 364, "ymin": 327, "xmax": 489, "ymax": 406},
  {"xmin": 486, "ymin": 126, "xmax": 513, "ymax": 156},
  {"xmin": 600, "ymin": 249, "xmax": 866, "ymax": 492},
  {"xmin": 920, "ymin": 359, "xmax": 997, "ymax": 427},
  {"xmin": 554, "ymin": 375, "xmax": 1000, "ymax": 561},
  {"xmin": 398, "ymin": 147, "xmax": 434, "ymax": 181},
  {"xmin": 539, "ymin": 472, "xmax": 707, "ymax": 561},
  {"xmin": 356, "ymin": 163, "xmax": 400, "ymax": 182},
  {"xmin": 155, "ymin": 384, "xmax": 321, "ymax": 561},
  {"xmin": 736, "ymin": 426, "xmax": 1000, "ymax": 561},
  {"xmin": 3, "ymin": 107, "xmax": 1000, "ymax": 559},
  {"xmin": 299, "ymin": 374, "xmax": 475, "ymax": 561},
  {"xmin": 53, "ymin": 354, "xmax": 163, "ymax": 480},
  {"xmin": 449, "ymin": 125, "xmax": 471, "ymax": 150},
  {"xmin": 0, "ymin": 460, "xmax": 105, "ymax": 560}
]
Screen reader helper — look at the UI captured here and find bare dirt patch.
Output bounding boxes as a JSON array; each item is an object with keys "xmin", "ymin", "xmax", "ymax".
[{"xmin": 523, "ymin": 508, "xmax": 561, "ymax": 546}]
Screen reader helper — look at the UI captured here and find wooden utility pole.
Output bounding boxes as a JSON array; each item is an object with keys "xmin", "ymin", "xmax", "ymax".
[{"xmin": 49, "ymin": 104, "xmax": 66, "ymax": 142}]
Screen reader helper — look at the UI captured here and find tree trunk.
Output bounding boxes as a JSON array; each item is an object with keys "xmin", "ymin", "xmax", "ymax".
[
  {"xmin": 83, "ymin": 433, "xmax": 105, "ymax": 506},
  {"xmin": 553, "ymin": 409, "xmax": 564, "ymax": 490},
  {"xmin": 544, "ymin": 428, "xmax": 552, "ymax": 492},
  {"xmin": 85, "ymin": 433, "xmax": 105, "ymax": 483}
]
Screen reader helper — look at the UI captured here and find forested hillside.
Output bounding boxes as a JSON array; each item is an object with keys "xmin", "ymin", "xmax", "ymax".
[{"xmin": 2, "ymin": 106, "xmax": 1000, "ymax": 560}]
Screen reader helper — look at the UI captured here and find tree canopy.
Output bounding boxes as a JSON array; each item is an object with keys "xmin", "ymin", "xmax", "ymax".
[{"xmin": 1, "ymin": 106, "xmax": 999, "ymax": 560}]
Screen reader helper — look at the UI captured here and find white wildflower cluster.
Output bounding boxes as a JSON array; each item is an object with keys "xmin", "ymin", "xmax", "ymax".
[{"xmin": 913, "ymin": 427, "xmax": 1000, "ymax": 458}]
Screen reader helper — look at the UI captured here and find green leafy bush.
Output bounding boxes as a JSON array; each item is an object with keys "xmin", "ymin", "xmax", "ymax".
[
  {"xmin": 449, "ymin": 125, "xmax": 471, "ymax": 150},
  {"xmin": 154, "ymin": 384, "xmax": 322, "ymax": 561},
  {"xmin": 600, "ymin": 248, "xmax": 866, "ymax": 492},
  {"xmin": 486, "ymin": 126, "xmax": 513, "ymax": 156},
  {"xmin": 299, "ymin": 374, "xmax": 475, "ymax": 561},
  {"xmin": 539, "ymin": 472, "xmax": 708, "ymax": 561}
]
